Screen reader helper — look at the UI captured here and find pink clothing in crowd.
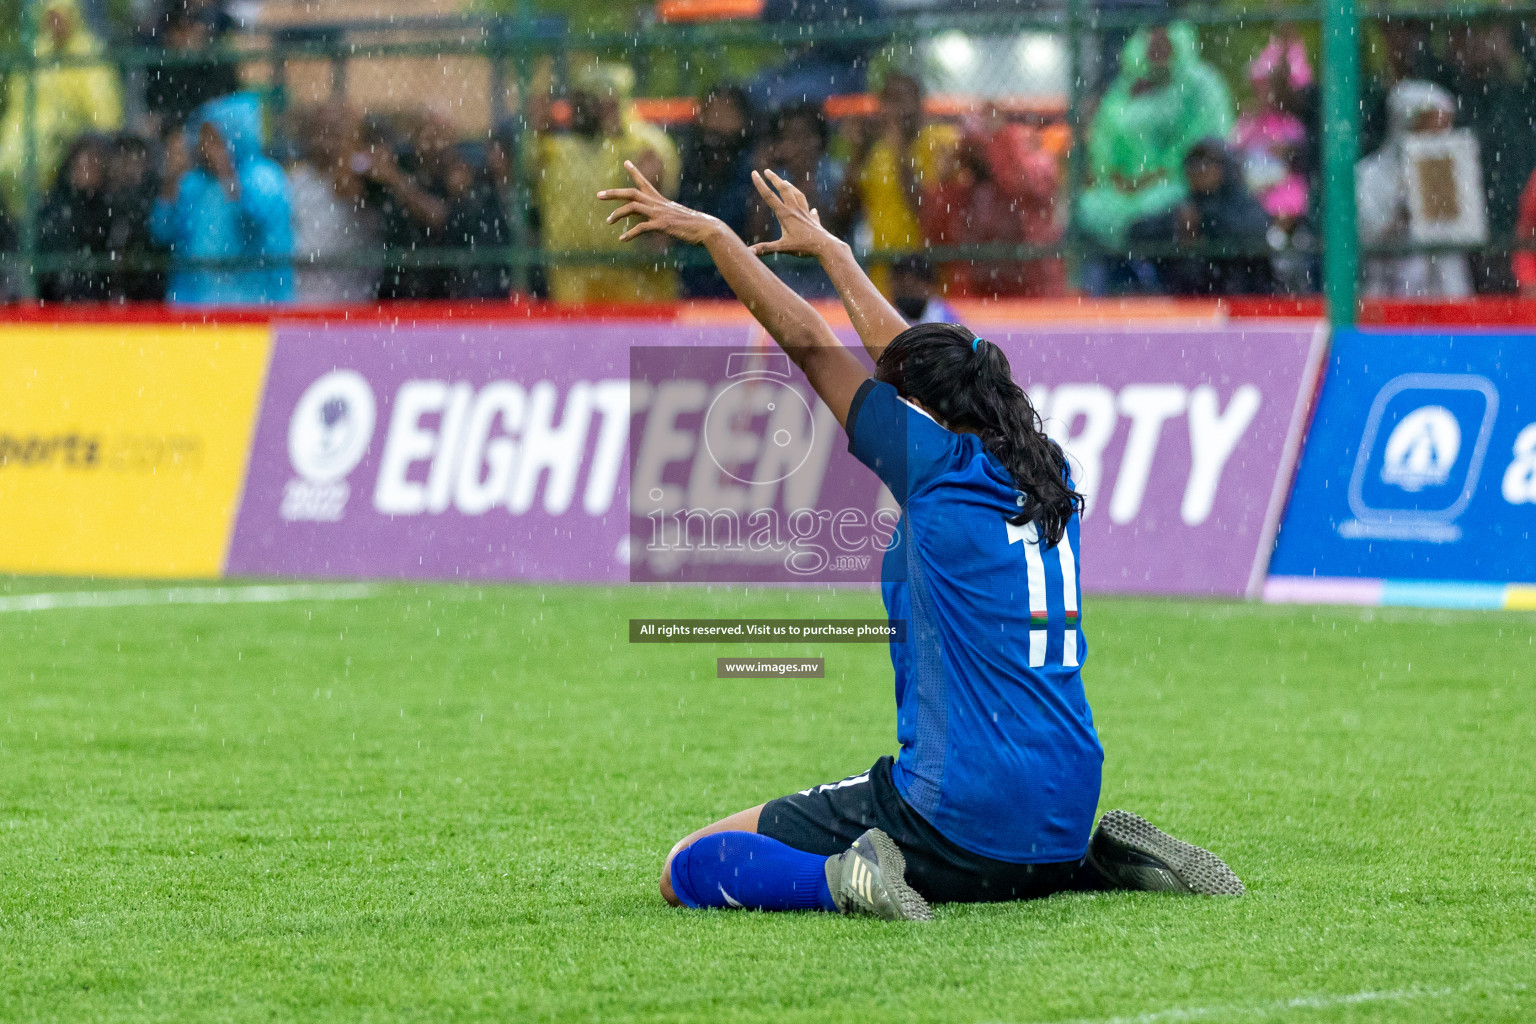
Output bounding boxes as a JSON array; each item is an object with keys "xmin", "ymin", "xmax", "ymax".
[
  {"xmin": 1247, "ymin": 36, "xmax": 1312, "ymax": 91},
  {"xmin": 1231, "ymin": 111, "xmax": 1309, "ymax": 219},
  {"xmin": 1233, "ymin": 34, "xmax": 1313, "ymax": 220}
]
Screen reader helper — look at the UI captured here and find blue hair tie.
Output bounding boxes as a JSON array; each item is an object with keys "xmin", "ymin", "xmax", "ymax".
[{"xmin": 972, "ymin": 337, "xmax": 982, "ymax": 352}]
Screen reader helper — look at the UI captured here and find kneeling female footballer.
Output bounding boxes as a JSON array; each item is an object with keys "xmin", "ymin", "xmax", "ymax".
[{"xmin": 599, "ymin": 162, "xmax": 1243, "ymax": 920}]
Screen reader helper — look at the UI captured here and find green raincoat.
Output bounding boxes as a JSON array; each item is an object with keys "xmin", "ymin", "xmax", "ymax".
[{"xmin": 1078, "ymin": 23, "xmax": 1234, "ymax": 248}]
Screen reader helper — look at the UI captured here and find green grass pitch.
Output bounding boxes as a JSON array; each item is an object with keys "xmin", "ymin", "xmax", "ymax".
[{"xmin": 1, "ymin": 580, "xmax": 1532, "ymax": 1023}]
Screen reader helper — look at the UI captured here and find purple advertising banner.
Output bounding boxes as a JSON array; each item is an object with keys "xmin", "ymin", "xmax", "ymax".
[
  {"xmin": 998, "ymin": 323, "xmax": 1327, "ymax": 596},
  {"xmin": 626, "ymin": 343, "xmax": 894, "ymax": 584},
  {"xmin": 226, "ymin": 320, "xmax": 1325, "ymax": 596}
]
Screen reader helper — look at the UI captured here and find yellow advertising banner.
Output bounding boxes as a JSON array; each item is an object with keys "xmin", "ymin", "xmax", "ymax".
[{"xmin": 0, "ymin": 324, "xmax": 271, "ymax": 577}]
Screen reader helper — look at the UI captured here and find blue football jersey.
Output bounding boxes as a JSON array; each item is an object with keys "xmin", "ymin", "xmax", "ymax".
[{"xmin": 847, "ymin": 379, "xmax": 1103, "ymax": 863}]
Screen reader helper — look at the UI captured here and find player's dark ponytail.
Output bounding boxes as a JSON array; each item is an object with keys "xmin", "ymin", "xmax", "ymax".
[{"xmin": 873, "ymin": 322, "xmax": 1084, "ymax": 547}]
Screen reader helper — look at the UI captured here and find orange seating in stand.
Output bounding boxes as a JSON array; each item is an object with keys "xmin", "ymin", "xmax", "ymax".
[{"xmin": 655, "ymin": 0, "xmax": 765, "ymax": 22}]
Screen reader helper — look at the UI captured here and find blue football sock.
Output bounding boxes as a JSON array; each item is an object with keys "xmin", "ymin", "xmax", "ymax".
[{"xmin": 669, "ymin": 831, "xmax": 840, "ymax": 912}]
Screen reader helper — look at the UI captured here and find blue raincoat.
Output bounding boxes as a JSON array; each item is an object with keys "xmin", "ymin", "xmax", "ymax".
[{"xmin": 152, "ymin": 93, "xmax": 293, "ymax": 305}]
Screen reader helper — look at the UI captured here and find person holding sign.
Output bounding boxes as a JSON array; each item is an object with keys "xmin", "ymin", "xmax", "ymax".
[{"xmin": 1357, "ymin": 80, "xmax": 1485, "ymax": 298}]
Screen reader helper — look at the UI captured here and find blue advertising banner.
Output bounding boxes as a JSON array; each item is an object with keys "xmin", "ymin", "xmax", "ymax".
[{"xmin": 1269, "ymin": 329, "xmax": 1536, "ymax": 598}]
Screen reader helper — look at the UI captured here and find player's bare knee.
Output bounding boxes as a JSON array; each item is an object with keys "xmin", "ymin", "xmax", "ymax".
[
  {"xmin": 660, "ymin": 834, "xmax": 694, "ymax": 906},
  {"xmin": 660, "ymin": 848, "xmax": 684, "ymax": 907}
]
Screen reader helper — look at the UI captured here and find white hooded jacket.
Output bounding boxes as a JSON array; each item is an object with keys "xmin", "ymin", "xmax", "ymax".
[{"xmin": 1356, "ymin": 80, "xmax": 1475, "ymax": 298}]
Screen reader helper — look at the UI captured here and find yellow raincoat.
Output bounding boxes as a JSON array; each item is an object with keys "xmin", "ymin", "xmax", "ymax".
[
  {"xmin": 0, "ymin": 0, "xmax": 124, "ymax": 214},
  {"xmin": 856, "ymin": 122, "xmax": 959, "ymax": 294},
  {"xmin": 857, "ymin": 124, "xmax": 958, "ymax": 253},
  {"xmin": 535, "ymin": 61, "xmax": 681, "ymax": 304}
]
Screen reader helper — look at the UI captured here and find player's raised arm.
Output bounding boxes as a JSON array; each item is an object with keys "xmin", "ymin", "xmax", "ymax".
[
  {"xmin": 750, "ymin": 169, "xmax": 910, "ymax": 364},
  {"xmin": 599, "ymin": 161, "xmax": 867, "ymax": 428}
]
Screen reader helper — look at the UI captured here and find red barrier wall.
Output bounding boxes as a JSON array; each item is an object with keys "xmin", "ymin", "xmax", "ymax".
[{"xmin": 3, "ymin": 296, "xmax": 1534, "ymax": 327}]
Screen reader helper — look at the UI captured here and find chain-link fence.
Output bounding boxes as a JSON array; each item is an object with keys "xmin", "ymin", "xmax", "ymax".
[{"xmin": 1, "ymin": 0, "xmax": 1533, "ymax": 321}]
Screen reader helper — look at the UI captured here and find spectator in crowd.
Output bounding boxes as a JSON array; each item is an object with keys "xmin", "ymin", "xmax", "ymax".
[
  {"xmin": 531, "ymin": 60, "xmax": 681, "ymax": 304},
  {"xmin": 888, "ymin": 254, "xmax": 960, "ymax": 324},
  {"xmin": 368, "ymin": 111, "xmax": 511, "ymax": 301},
  {"xmin": 37, "ymin": 132, "xmax": 166, "ymax": 303},
  {"xmin": 38, "ymin": 134, "xmax": 112, "ymax": 302},
  {"xmin": 484, "ymin": 120, "xmax": 518, "ymax": 222},
  {"xmin": 441, "ymin": 141, "xmax": 513, "ymax": 300},
  {"xmin": 287, "ymin": 102, "xmax": 382, "ymax": 305},
  {"xmin": 1087, "ymin": 0, "xmax": 1173, "ymax": 90},
  {"xmin": 486, "ymin": 117, "xmax": 544, "ymax": 297},
  {"xmin": 678, "ymin": 85, "xmax": 756, "ymax": 299},
  {"xmin": 1232, "ymin": 34, "xmax": 1312, "ymax": 226},
  {"xmin": 1234, "ymin": 31, "xmax": 1319, "ymax": 295},
  {"xmin": 747, "ymin": 101, "xmax": 845, "ymax": 298},
  {"xmin": 748, "ymin": 0, "xmax": 881, "ymax": 111},
  {"xmin": 1512, "ymin": 165, "xmax": 1536, "ymax": 295},
  {"xmin": 921, "ymin": 109, "xmax": 1066, "ymax": 299},
  {"xmin": 1359, "ymin": 19, "xmax": 1442, "ymax": 159},
  {"xmin": 103, "ymin": 133, "xmax": 166, "ymax": 301},
  {"xmin": 151, "ymin": 92, "xmax": 293, "ymax": 305},
  {"xmin": 0, "ymin": 207, "xmax": 17, "ymax": 299},
  {"xmin": 0, "ymin": 0, "xmax": 124, "ymax": 215},
  {"xmin": 142, "ymin": 0, "xmax": 241, "ymax": 132},
  {"xmin": 1077, "ymin": 22, "xmax": 1234, "ymax": 288},
  {"xmin": 838, "ymin": 71, "xmax": 959, "ymax": 295},
  {"xmin": 1356, "ymin": 81, "xmax": 1475, "ymax": 299},
  {"xmin": 1442, "ymin": 18, "xmax": 1536, "ymax": 292},
  {"xmin": 1127, "ymin": 138, "xmax": 1273, "ymax": 295},
  {"xmin": 368, "ymin": 112, "xmax": 456, "ymax": 300}
]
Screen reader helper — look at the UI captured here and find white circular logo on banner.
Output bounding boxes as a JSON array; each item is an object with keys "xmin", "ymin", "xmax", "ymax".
[
  {"xmin": 288, "ymin": 370, "xmax": 377, "ymax": 483},
  {"xmin": 1381, "ymin": 405, "xmax": 1461, "ymax": 492}
]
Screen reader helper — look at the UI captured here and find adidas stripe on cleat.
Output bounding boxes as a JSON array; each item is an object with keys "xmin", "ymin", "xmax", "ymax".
[
  {"xmin": 825, "ymin": 828, "xmax": 933, "ymax": 921},
  {"xmin": 1086, "ymin": 809, "xmax": 1245, "ymax": 896}
]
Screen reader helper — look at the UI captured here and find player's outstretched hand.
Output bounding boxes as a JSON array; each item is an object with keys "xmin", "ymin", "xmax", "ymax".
[
  {"xmin": 750, "ymin": 169, "xmax": 838, "ymax": 259},
  {"xmin": 599, "ymin": 160, "xmax": 724, "ymax": 245}
]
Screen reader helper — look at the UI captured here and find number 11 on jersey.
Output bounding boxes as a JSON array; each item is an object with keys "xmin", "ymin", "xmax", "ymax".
[{"xmin": 1007, "ymin": 519, "xmax": 1080, "ymax": 669}]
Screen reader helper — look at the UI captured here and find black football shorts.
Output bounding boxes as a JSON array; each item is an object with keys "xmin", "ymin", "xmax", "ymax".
[{"xmin": 758, "ymin": 755, "xmax": 1083, "ymax": 904}]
